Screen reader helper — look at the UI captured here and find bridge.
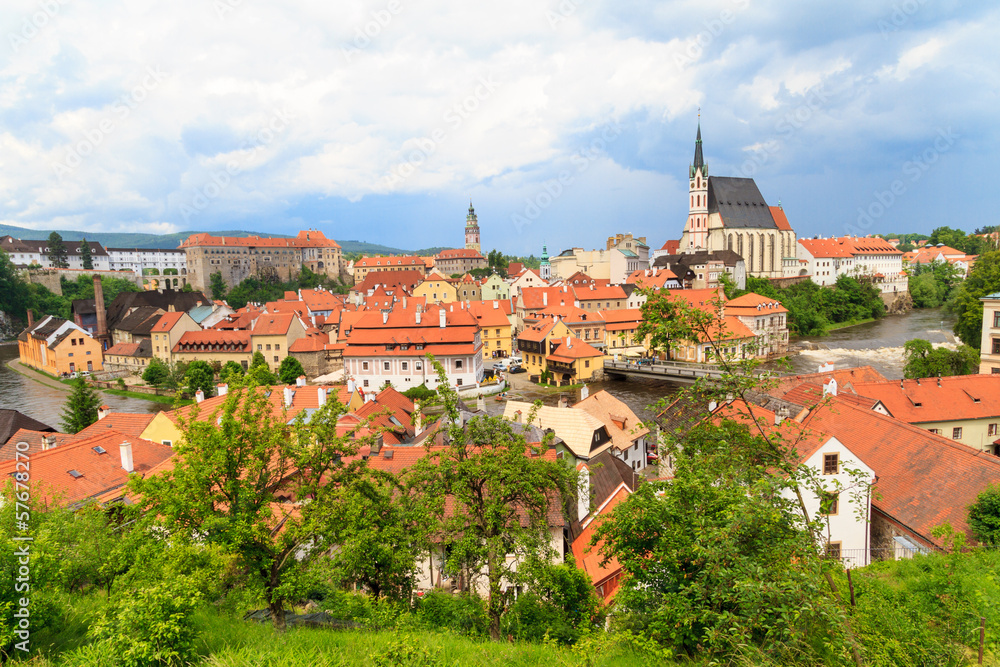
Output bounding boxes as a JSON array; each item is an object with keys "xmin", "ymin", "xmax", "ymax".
[{"xmin": 603, "ymin": 359, "xmax": 727, "ymax": 384}]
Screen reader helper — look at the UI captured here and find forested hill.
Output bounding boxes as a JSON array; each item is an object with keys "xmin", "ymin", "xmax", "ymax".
[{"xmin": 0, "ymin": 223, "xmax": 435, "ymax": 255}]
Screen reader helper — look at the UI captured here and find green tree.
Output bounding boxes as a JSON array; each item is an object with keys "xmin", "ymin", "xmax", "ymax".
[
  {"xmin": 409, "ymin": 359, "xmax": 575, "ymax": 641},
  {"xmin": 131, "ymin": 380, "xmax": 373, "ymax": 631},
  {"xmin": 208, "ymin": 272, "xmax": 227, "ymax": 301},
  {"xmin": 80, "ymin": 238, "xmax": 93, "ymax": 270},
  {"xmin": 184, "ymin": 360, "xmax": 215, "ymax": 397},
  {"xmin": 142, "ymin": 358, "xmax": 170, "ymax": 386},
  {"xmin": 278, "ymin": 355, "xmax": 306, "ymax": 385},
  {"xmin": 950, "ymin": 249, "xmax": 1000, "ymax": 348},
  {"xmin": 0, "ymin": 248, "xmax": 34, "ymax": 322},
  {"xmin": 247, "ymin": 351, "xmax": 277, "ymax": 385},
  {"xmin": 47, "ymin": 232, "xmax": 69, "ymax": 268},
  {"xmin": 903, "ymin": 339, "xmax": 980, "ymax": 378},
  {"xmin": 60, "ymin": 377, "xmax": 101, "ymax": 433},
  {"xmin": 968, "ymin": 483, "xmax": 1000, "ymax": 546},
  {"xmin": 219, "ymin": 360, "xmax": 245, "ymax": 384}
]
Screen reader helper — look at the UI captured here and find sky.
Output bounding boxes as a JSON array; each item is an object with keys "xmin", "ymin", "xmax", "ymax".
[{"xmin": 0, "ymin": 0, "xmax": 996, "ymax": 255}]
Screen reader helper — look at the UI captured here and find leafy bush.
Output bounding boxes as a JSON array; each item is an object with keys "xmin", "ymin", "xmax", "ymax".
[
  {"xmin": 88, "ymin": 578, "xmax": 202, "ymax": 666},
  {"xmin": 968, "ymin": 483, "xmax": 1000, "ymax": 546},
  {"xmin": 370, "ymin": 634, "xmax": 442, "ymax": 667},
  {"xmin": 402, "ymin": 384, "xmax": 436, "ymax": 401},
  {"xmin": 142, "ymin": 358, "xmax": 170, "ymax": 387},
  {"xmin": 413, "ymin": 590, "xmax": 488, "ymax": 636}
]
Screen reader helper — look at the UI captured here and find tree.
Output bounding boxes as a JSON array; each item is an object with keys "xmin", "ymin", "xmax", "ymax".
[
  {"xmin": 903, "ymin": 339, "xmax": 980, "ymax": 378},
  {"xmin": 142, "ymin": 358, "xmax": 170, "ymax": 386},
  {"xmin": 47, "ymin": 232, "xmax": 69, "ymax": 268},
  {"xmin": 409, "ymin": 359, "xmax": 575, "ymax": 641},
  {"xmin": 130, "ymin": 379, "xmax": 373, "ymax": 631},
  {"xmin": 248, "ymin": 351, "xmax": 277, "ymax": 385},
  {"xmin": 80, "ymin": 238, "xmax": 93, "ymax": 270},
  {"xmin": 325, "ymin": 468, "xmax": 431, "ymax": 601},
  {"xmin": 0, "ymin": 249, "xmax": 34, "ymax": 321},
  {"xmin": 278, "ymin": 355, "xmax": 306, "ymax": 385},
  {"xmin": 184, "ymin": 360, "xmax": 215, "ymax": 398},
  {"xmin": 968, "ymin": 483, "xmax": 1000, "ymax": 546},
  {"xmin": 950, "ymin": 249, "xmax": 1000, "ymax": 348},
  {"xmin": 219, "ymin": 360, "xmax": 245, "ymax": 384},
  {"xmin": 208, "ymin": 272, "xmax": 227, "ymax": 301},
  {"xmin": 61, "ymin": 377, "xmax": 101, "ymax": 433}
]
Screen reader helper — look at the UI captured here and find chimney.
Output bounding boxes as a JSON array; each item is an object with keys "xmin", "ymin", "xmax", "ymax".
[
  {"xmin": 98, "ymin": 405, "xmax": 111, "ymax": 420},
  {"xmin": 217, "ymin": 383, "xmax": 228, "ymax": 396},
  {"xmin": 402, "ymin": 296, "xmax": 407, "ymax": 309},
  {"xmin": 822, "ymin": 379, "xmax": 838, "ymax": 397},
  {"xmin": 543, "ymin": 292, "xmax": 548, "ymax": 307},
  {"xmin": 708, "ymin": 400, "xmax": 718, "ymax": 412},
  {"xmin": 168, "ymin": 304, "xmax": 175, "ymax": 312},
  {"xmin": 195, "ymin": 389, "xmax": 205, "ymax": 403},
  {"xmin": 566, "ymin": 336, "xmax": 572, "ymax": 349},
  {"xmin": 579, "ymin": 386, "xmax": 589, "ymax": 400},
  {"xmin": 415, "ymin": 310, "xmax": 422, "ymax": 324},
  {"xmin": 317, "ymin": 386, "xmax": 327, "ymax": 407},
  {"xmin": 93, "ymin": 275, "xmax": 108, "ymax": 344},
  {"xmin": 371, "ymin": 434, "xmax": 384, "ymax": 455},
  {"xmin": 382, "ymin": 311, "xmax": 389, "ymax": 324},
  {"xmin": 26, "ymin": 309, "xmax": 33, "ymax": 328},
  {"xmin": 439, "ymin": 308, "xmax": 446, "ymax": 328},
  {"xmin": 348, "ymin": 377, "xmax": 356, "ymax": 394},
  {"xmin": 476, "ymin": 394, "xmax": 486, "ymax": 412},
  {"xmin": 41, "ymin": 435, "xmax": 56, "ymax": 451},
  {"xmin": 119, "ymin": 441, "xmax": 134, "ymax": 473},
  {"xmin": 493, "ymin": 300, "xmax": 498, "ymax": 309},
  {"xmin": 557, "ymin": 396, "xmax": 569, "ymax": 409},
  {"xmin": 283, "ymin": 386, "xmax": 294, "ymax": 407},
  {"xmin": 296, "ymin": 375, "xmax": 307, "ymax": 387}
]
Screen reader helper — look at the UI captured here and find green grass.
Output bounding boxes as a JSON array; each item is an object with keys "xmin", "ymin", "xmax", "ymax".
[
  {"xmin": 824, "ymin": 317, "xmax": 878, "ymax": 332},
  {"xmin": 15, "ymin": 362, "xmax": 75, "ymax": 386},
  {"xmin": 99, "ymin": 387, "xmax": 183, "ymax": 406}
]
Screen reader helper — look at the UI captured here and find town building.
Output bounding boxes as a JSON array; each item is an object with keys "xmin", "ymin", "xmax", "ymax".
[
  {"xmin": 103, "ymin": 340, "xmax": 153, "ymax": 374},
  {"xmin": 547, "ymin": 237, "xmax": 650, "ymax": 284},
  {"xmin": 599, "ymin": 309, "xmax": 647, "ymax": 357},
  {"xmin": 18, "ymin": 315, "xmax": 104, "ymax": 375},
  {"xmin": 724, "ymin": 293, "xmax": 789, "ymax": 358},
  {"xmin": 466, "ymin": 300, "xmax": 514, "ymax": 362},
  {"xmin": 516, "ymin": 319, "xmax": 604, "ymax": 385},
  {"xmin": 454, "ymin": 274, "xmax": 482, "ymax": 301},
  {"xmin": 678, "ymin": 124, "xmax": 797, "ymax": 278},
  {"xmin": 150, "ymin": 311, "xmax": 201, "ymax": 364},
  {"xmin": 653, "ymin": 250, "xmax": 746, "ymax": 290},
  {"xmin": 575, "ymin": 390, "xmax": 651, "ymax": 472},
  {"xmin": 111, "ymin": 306, "xmax": 164, "ymax": 345},
  {"xmin": 250, "ymin": 313, "xmax": 308, "ymax": 372},
  {"xmin": 0, "ymin": 236, "xmax": 110, "ymax": 270},
  {"xmin": 434, "ymin": 249, "xmax": 487, "ymax": 276},
  {"xmin": 348, "ymin": 270, "xmax": 424, "ymax": 306},
  {"xmin": 0, "ymin": 410, "xmax": 54, "ymax": 450},
  {"xmin": 517, "ymin": 318, "xmax": 573, "ymax": 378},
  {"xmin": 464, "ymin": 201, "xmax": 481, "ymax": 252},
  {"xmin": 479, "ymin": 274, "xmax": 510, "ymax": 301},
  {"xmin": 341, "ymin": 303, "xmax": 484, "ymax": 394},
  {"xmin": 107, "ymin": 247, "xmax": 187, "ymax": 285},
  {"xmin": 526, "ymin": 304, "xmax": 606, "ymax": 350},
  {"xmin": 351, "ymin": 256, "xmax": 427, "ymax": 285},
  {"xmin": 797, "ymin": 237, "xmax": 906, "ymax": 296},
  {"xmin": 980, "ymin": 292, "xmax": 1000, "ymax": 375},
  {"xmin": 412, "ymin": 274, "xmax": 459, "ymax": 304},
  {"xmin": 171, "ymin": 330, "xmax": 253, "ymax": 369},
  {"xmin": 181, "ymin": 230, "xmax": 343, "ymax": 291},
  {"xmin": 539, "ymin": 245, "xmax": 551, "ymax": 281}
]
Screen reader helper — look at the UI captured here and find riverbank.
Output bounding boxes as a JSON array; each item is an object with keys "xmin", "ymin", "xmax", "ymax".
[
  {"xmin": 824, "ymin": 317, "xmax": 878, "ymax": 332},
  {"xmin": 7, "ymin": 358, "xmax": 175, "ymax": 406}
]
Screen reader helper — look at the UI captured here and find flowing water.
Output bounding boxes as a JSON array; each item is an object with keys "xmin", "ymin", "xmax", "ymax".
[{"xmin": 0, "ymin": 344, "xmax": 166, "ymax": 429}]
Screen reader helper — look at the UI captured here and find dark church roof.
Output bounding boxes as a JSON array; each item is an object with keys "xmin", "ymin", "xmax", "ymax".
[
  {"xmin": 708, "ymin": 177, "xmax": 778, "ymax": 230},
  {"xmin": 106, "ymin": 290, "xmax": 210, "ymax": 330},
  {"xmin": 0, "ymin": 410, "xmax": 55, "ymax": 448},
  {"xmin": 654, "ymin": 250, "xmax": 744, "ymax": 269}
]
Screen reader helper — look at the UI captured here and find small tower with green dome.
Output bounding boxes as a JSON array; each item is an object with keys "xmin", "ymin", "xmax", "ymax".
[
  {"xmin": 539, "ymin": 244, "xmax": 551, "ymax": 281},
  {"xmin": 465, "ymin": 201, "xmax": 481, "ymax": 252}
]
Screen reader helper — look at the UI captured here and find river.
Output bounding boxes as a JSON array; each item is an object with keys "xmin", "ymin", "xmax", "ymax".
[
  {"xmin": 0, "ymin": 307, "xmax": 957, "ymax": 430},
  {"xmin": 0, "ymin": 345, "xmax": 167, "ymax": 429}
]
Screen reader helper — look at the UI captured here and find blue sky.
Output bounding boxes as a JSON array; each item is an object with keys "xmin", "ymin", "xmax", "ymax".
[{"xmin": 0, "ymin": 0, "xmax": 996, "ymax": 254}]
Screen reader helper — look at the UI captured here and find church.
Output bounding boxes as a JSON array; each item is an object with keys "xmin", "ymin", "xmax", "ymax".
[{"xmin": 677, "ymin": 124, "xmax": 797, "ymax": 279}]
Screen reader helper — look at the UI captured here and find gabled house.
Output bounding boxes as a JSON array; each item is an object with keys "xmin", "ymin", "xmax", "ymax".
[
  {"xmin": 574, "ymin": 390, "xmax": 650, "ymax": 471},
  {"xmin": 250, "ymin": 313, "xmax": 308, "ymax": 372},
  {"xmin": 18, "ymin": 315, "xmax": 104, "ymax": 375},
  {"xmin": 503, "ymin": 401, "xmax": 613, "ymax": 462},
  {"xmin": 150, "ymin": 311, "xmax": 201, "ymax": 364}
]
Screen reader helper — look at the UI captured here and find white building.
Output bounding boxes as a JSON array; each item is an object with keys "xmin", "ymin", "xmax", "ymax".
[
  {"xmin": 342, "ymin": 303, "xmax": 484, "ymax": 396},
  {"xmin": 107, "ymin": 247, "xmax": 187, "ymax": 276},
  {"xmin": 797, "ymin": 237, "xmax": 906, "ymax": 296},
  {"xmin": 0, "ymin": 236, "xmax": 110, "ymax": 271}
]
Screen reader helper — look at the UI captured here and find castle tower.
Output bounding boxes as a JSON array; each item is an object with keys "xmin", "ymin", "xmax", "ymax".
[
  {"xmin": 539, "ymin": 244, "xmax": 551, "ymax": 281},
  {"xmin": 683, "ymin": 121, "xmax": 709, "ymax": 251},
  {"xmin": 465, "ymin": 201, "xmax": 481, "ymax": 252}
]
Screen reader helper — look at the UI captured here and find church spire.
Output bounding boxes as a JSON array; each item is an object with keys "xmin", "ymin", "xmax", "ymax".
[{"xmin": 692, "ymin": 119, "xmax": 704, "ymax": 172}]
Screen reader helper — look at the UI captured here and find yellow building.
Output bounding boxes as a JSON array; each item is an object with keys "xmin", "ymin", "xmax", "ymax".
[
  {"xmin": 412, "ymin": 273, "xmax": 459, "ymax": 304},
  {"xmin": 979, "ymin": 292, "xmax": 1000, "ymax": 374},
  {"xmin": 516, "ymin": 318, "xmax": 572, "ymax": 378},
  {"xmin": 545, "ymin": 336, "xmax": 605, "ymax": 385},
  {"xmin": 467, "ymin": 300, "xmax": 513, "ymax": 362},
  {"xmin": 171, "ymin": 330, "xmax": 253, "ymax": 369},
  {"xmin": 250, "ymin": 313, "xmax": 307, "ymax": 372},
  {"xmin": 480, "ymin": 274, "xmax": 510, "ymax": 301},
  {"xmin": 454, "ymin": 274, "xmax": 482, "ymax": 301},
  {"xmin": 150, "ymin": 311, "xmax": 201, "ymax": 365},
  {"xmin": 18, "ymin": 315, "xmax": 104, "ymax": 376}
]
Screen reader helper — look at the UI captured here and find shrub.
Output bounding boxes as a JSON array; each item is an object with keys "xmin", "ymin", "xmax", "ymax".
[
  {"xmin": 402, "ymin": 384, "xmax": 436, "ymax": 401},
  {"xmin": 413, "ymin": 590, "xmax": 488, "ymax": 636}
]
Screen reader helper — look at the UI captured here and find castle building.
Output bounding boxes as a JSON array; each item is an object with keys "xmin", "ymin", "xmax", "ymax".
[
  {"xmin": 678, "ymin": 124, "xmax": 796, "ymax": 279},
  {"xmin": 539, "ymin": 245, "xmax": 551, "ymax": 281},
  {"xmin": 465, "ymin": 202, "xmax": 481, "ymax": 252}
]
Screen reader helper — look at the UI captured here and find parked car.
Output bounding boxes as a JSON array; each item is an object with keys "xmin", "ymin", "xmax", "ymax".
[
  {"xmin": 493, "ymin": 356, "xmax": 523, "ymax": 371},
  {"xmin": 509, "ymin": 364, "xmax": 527, "ymax": 374}
]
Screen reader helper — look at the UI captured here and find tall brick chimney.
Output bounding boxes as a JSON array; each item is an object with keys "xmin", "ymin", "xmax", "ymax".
[
  {"xmin": 93, "ymin": 275, "xmax": 110, "ymax": 349},
  {"xmin": 26, "ymin": 309, "xmax": 33, "ymax": 328}
]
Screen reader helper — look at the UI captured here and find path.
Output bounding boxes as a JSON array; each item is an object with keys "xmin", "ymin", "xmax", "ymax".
[{"xmin": 6, "ymin": 358, "xmax": 73, "ymax": 392}]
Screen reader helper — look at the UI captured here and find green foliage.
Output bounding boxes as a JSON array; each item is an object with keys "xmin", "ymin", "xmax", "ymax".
[
  {"xmin": 183, "ymin": 359, "xmax": 215, "ymax": 397},
  {"xmin": 48, "ymin": 232, "xmax": 69, "ymax": 268},
  {"xmin": 968, "ymin": 483, "xmax": 1000, "ymax": 546},
  {"xmin": 208, "ymin": 272, "xmax": 227, "ymax": 301},
  {"xmin": 370, "ymin": 634, "xmax": 442, "ymax": 667},
  {"xmin": 902, "ymin": 339, "xmax": 980, "ymax": 378},
  {"xmin": 248, "ymin": 352, "xmax": 277, "ymax": 385},
  {"xmin": 60, "ymin": 275, "xmax": 141, "ymax": 306},
  {"xmin": 60, "ymin": 378, "xmax": 101, "ymax": 433},
  {"xmin": 88, "ymin": 578, "xmax": 202, "ymax": 666},
  {"xmin": 408, "ymin": 358, "xmax": 576, "ymax": 640},
  {"xmin": 412, "ymin": 591, "xmax": 488, "ymax": 636},
  {"xmin": 224, "ymin": 265, "xmax": 346, "ymax": 309},
  {"xmin": 950, "ymin": 248, "xmax": 1000, "ymax": 348},
  {"xmin": 502, "ymin": 561, "xmax": 605, "ymax": 644},
  {"xmin": 219, "ymin": 360, "xmax": 245, "ymax": 384},
  {"xmin": 278, "ymin": 355, "xmax": 306, "ymax": 385},
  {"xmin": 402, "ymin": 383, "xmax": 436, "ymax": 401},
  {"xmin": 142, "ymin": 358, "xmax": 170, "ymax": 386},
  {"xmin": 928, "ymin": 225, "xmax": 995, "ymax": 256},
  {"xmin": 908, "ymin": 260, "xmax": 963, "ymax": 308},
  {"xmin": 79, "ymin": 238, "xmax": 93, "ymax": 270}
]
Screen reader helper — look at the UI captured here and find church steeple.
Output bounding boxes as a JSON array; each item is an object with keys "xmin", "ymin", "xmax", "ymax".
[
  {"xmin": 685, "ymin": 118, "xmax": 709, "ymax": 250},
  {"xmin": 693, "ymin": 122, "xmax": 704, "ymax": 171},
  {"xmin": 464, "ymin": 200, "xmax": 481, "ymax": 252}
]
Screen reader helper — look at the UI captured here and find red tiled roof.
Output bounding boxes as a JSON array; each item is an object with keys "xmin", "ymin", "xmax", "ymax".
[
  {"xmin": 799, "ymin": 237, "xmax": 902, "ymax": 259},
  {"xmin": 769, "ymin": 366, "xmax": 888, "ymax": 398},
  {"xmin": 626, "ymin": 268, "xmax": 677, "ymax": 288},
  {"xmin": 548, "ymin": 336, "xmax": 603, "ymax": 362},
  {"xmin": 0, "ymin": 429, "xmax": 83, "ymax": 461},
  {"xmin": 800, "ymin": 396, "xmax": 1000, "ymax": 545},
  {"xmin": 573, "ymin": 284, "xmax": 626, "ymax": 302},
  {"xmin": 572, "ymin": 484, "xmax": 628, "ymax": 601},
  {"xmin": 288, "ymin": 332, "xmax": 330, "ymax": 352},
  {"xmin": 519, "ymin": 286, "xmax": 570, "ymax": 310},
  {"xmin": 351, "ymin": 270, "xmax": 425, "ymax": 294},
  {"xmin": 181, "ymin": 230, "xmax": 340, "ymax": 249},
  {"xmin": 769, "ymin": 206, "xmax": 793, "ymax": 231},
  {"xmin": 435, "ymin": 249, "xmax": 485, "ymax": 260},
  {"xmin": 104, "ymin": 342, "xmax": 143, "ymax": 357},
  {"xmin": 354, "ymin": 256, "xmax": 426, "ymax": 268},
  {"xmin": 465, "ymin": 301, "xmax": 511, "ymax": 328},
  {"xmin": 726, "ymin": 292, "xmax": 789, "ymax": 314},
  {"xmin": 77, "ymin": 413, "xmax": 156, "ymax": 439},
  {"xmin": 851, "ymin": 375, "xmax": 1000, "ymax": 423},
  {"xmin": 173, "ymin": 330, "xmax": 251, "ymax": 352},
  {"xmin": 152, "ymin": 311, "xmax": 187, "ymax": 332},
  {"xmin": 659, "ymin": 239, "xmax": 680, "ymax": 253},
  {"xmin": 517, "ymin": 320, "xmax": 557, "ymax": 343},
  {"xmin": 252, "ymin": 313, "xmax": 297, "ymax": 336}
]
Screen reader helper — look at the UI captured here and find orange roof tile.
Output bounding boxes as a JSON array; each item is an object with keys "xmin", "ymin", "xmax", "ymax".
[
  {"xmin": 77, "ymin": 413, "xmax": 156, "ymax": 439},
  {"xmin": 548, "ymin": 336, "xmax": 604, "ymax": 362},
  {"xmin": 252, "ymin": 313, "xmax": 298, "ymax": 336},
  {"xmin": 152, "ymin": 311, "xmax": 187, "ymax": 332},
  {"xmin": 851, "ymin": 375, "xmax": 1000, "ymax": 424}
]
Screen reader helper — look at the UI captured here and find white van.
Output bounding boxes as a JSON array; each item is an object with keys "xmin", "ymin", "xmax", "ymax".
[{"xmin": 493, "ymin": 356, "xmax": 523, "ymax": 371}]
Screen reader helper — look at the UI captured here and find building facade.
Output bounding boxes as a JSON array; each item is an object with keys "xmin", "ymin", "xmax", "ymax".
[
  {"xmin": 1, "ymin": 236, "xmax": 110, "ymax": 270},
  {"xmin": 464, "ymin": 202, "xmax": 481, "ymax": 252},
  {"xmin": 18, "ymin": 316, "xmax": 104, "ymax": 375}
]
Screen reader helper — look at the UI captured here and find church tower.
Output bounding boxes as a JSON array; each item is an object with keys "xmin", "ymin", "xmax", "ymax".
[
  {"xmin": 465, "ymin": 201, "xmax": 481, "ymax": 251},
  {"xmin": 539, "ymin": 244, "xmax": 551, "ymax": 281},
  {"xmin": 683, "ymin": 121, "xmax": 709, "ymax": 251}
]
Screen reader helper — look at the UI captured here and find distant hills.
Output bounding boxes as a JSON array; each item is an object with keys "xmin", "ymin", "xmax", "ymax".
[{"xmin": 0, "ymin": 223, "xmax": 444, "ymax": 256}]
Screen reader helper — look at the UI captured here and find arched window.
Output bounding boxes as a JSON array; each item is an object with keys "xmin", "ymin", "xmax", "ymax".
[
  {"xmin": 769, "ymin": 235, "xmax": 776, "ymax": 273},
  {"xmin": 738, "ymin": 234, "xmax": 744, "ymax": 256},
  {"xmin": 728, "ymin": 234, "xmax": 734, "ymax": 251},
  {"xmin": 748, "ymin": 235, "xmax": 754, "ymax": 269},
  {"xmin": 759, "ymin": 235, "xmax": 765, "ymax": 272}
]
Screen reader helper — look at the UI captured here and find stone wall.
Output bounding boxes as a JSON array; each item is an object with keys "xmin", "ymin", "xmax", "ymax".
[
  {"xmin": 22, "ymin": 268, "xmax": 143, "ymax": 296},
  {"xmin": 289, "ymin": 350, "xmax": 343, "ymax": 380}
]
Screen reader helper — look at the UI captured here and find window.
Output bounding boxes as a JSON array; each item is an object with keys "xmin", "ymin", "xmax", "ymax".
[
  {"xmin": 456, "ymin": 379, "xmax": 463, "ymax": 386},
  {"xmin": 821, "ymin": 491, "xmax": 839, "ymax": 516},
  {"xmin": 273, "ymin": 356, "xmax": 279, "ymax": 363},
  {"xmin": 258, "ymin": 344, "xmax": 263, "ymax": 350},
  {"xmin": 585, "ymin": 360, "xmax": 590, "ymax": 368},
  {"xmin": 823, "ymin": 453, "xmax": 839, "ymax": 475},
  {"xmin": 362, "ymin": 361, "xmax": 369, "ymax": 371},
  {"xmin": 952, "ymin": 427, "xmax": 963, "ymax": 440},
  {"xmin": 383, "ymin": 361, "xmax": 391, "ymax": 371},
  {"xmin": 993, "ymin": 339, "xmax": 1000, "ymax": 355},
  {"xmin": 363, "ymin": 379, "xmax": 369, "ymax": 387},
  {"xmin": 455, "ymin": 360, "xmax": 463, "ymax": 369},
  {"xmin": 68, "ymin": 352, "xmax": 74, "ymax": 357},
  {"xmin": 990, "ymin": 424, "xmax": 998, "ymax": 437},
  {"xmin": 825, "ymin": 542, "xmax": 841, "ymax": 560},
  {"xmin": 928, "ymin": 428, "xmax": 941, "ymax": 435},
  {"xmin": 401, "ymin": 362, "xmax": 408, "ymax": 371},
  {"xmin": 415, "ymin": 361, "xmax": 422, "ymax": 371},
  {"xmin": 994, "ymin": 310, "xmax": 1000, "ymax": 328},
  {"xmin": 275, "ymin": 344, "xmax": 280, "ymax": 351},
  {"xmin": 266, "ymin": 344, "xmax": 271, "ymax": 351}
]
